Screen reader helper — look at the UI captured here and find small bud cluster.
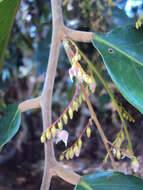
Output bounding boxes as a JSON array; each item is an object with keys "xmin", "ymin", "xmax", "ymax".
[
  {"xmin": 41, "ymin": 85, "xmax": 90, "ymax": 144},
  {"xmin": 112, "ymin": 130, "xmax": 125, "ymax": 160},
  {"xmin": 118, "ymin": 104, "xmax": 135, "ymax": 123},
  {"xmin": 106, "ymin": 129, "xmax": 139, "ymax": 169},
  {"xmin": 104, "ymin": 129, "xmax": 125, "ymax": 163},
  {"xmin": 59, "ymin": 118, "xmax": 92, "ymax": 161}
]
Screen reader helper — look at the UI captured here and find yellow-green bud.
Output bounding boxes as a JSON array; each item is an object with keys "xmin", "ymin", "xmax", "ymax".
[
  {"xmin": 86, "ymin": 127, "xmax": 91, "ymax": 138},
  {"xmin": 77, "ymin": 139, "xmax": 82, "ymax": 149},
  {"xmin": 72, "ymin": 100, "xmax": 79, "ymax": 112},
  {"xmin": 72, "ymin": 55, "xmax": 79, "ymax": 64},
  {"xmin": 78, "ymin": 70, "xmax": 83, "ymax": 78},
  {"xmin": 78, "ymin": 54, "xmax": 81, "ymax": 61},
  {"xmin": 116, "ymin": 150, "xmax": 121, "ymax": 160},
  {"xmin": 68, "ymin": 107, "xmax": 73, "ymax": 120},
  {"xmin": 58, "ymin": 120, "xmax": 63, "ymax": 130},
  {"xmin": 136, "ymin": 20, "xmax": 142, "ymax": 29},
  {"xmin": 78, "ymin": 94, "xmax": 83, "ymax": 105},
  {"xmin": 59, "ymin": 154, "xmax": 64, "ymax": 161},
  {"xmin": 63, "ymin": 113, "xmax": 68, "ymax": 125},
  {"xmin": 51, "ymin": 125, "xmax": 57, "ymax": 138},
  {"xmin": 85, "ymin": 76, "xmax": 92, "ymax": 84},
  {"xmin": 65, "ymin": 151, "xmax": 70, "ymax": 160},
  {"xmin": 73, "ymin": 145, "xmax": 80, "ymax": 157},
  {"xmin": 69, "ymin": 148, "xmax": 74, "ymax": 159},
  {"xmin": 45, "ymin": 129, "xmax": 51, "ymax": 140},
  {"xmin": 120, "ymin": 131, "xmax": 124, "ymax": 141},
  {"xmin": 41, "ymin": 133, "xmax": 46, "ymax": 143}
]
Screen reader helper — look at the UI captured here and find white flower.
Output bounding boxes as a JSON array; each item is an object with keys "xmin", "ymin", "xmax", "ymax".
[
  {"xmin": 56, "ymin": 129, "xmax": 69, "ymax": 147},
  {"xmin": 89, "ymin": 83, "xmax": 96, "ymax": 93},
  {"xmin": 69, "ymin": 65, "xmax": 81, "ymax": 82}
]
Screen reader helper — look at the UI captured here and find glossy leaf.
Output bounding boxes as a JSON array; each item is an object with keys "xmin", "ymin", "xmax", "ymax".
[
  {"xmin": 0, "ymin": 0, "xmax": 21, "ymax": 70},
  {"xmin": 0, "ymin": 104, "xmax": 21, "ymax": 148},
  {"xmin": 92, "ymin": 25, "xmax": 143, "ymax": 113},
  {"xmin": 75, "ymin": 171, "xmax": 143, "ymax": 190}
]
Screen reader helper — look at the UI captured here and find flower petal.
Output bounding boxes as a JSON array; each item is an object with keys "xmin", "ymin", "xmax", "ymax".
[{"xmin": 56, "ymin": 129, "xmax": 69, "ymax": 147}]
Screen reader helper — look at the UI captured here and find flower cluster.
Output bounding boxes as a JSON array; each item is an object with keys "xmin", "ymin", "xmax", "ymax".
[
  {"xmin": 41, "ymin": 85, "xmax": 90, "ymax": 146},
  {"xmin": 64, "ymin": 39, "xmax": 96, "ymax": 94},
  {"xmin": 59, "ymin": 118, "xmax": 92, "ymax": 160},
  {"xmin": 118, "ymin": 103, "xmax": 135, "ymax": 123},
  {"xmin": 69, "ymin": 61, "xmax": 96, "ymax": 93}
]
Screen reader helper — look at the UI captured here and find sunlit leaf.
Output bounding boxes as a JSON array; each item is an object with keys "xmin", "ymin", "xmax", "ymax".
[{"xmin": 92, "ymin": 25, "xmax": 143, "ymax": 113}]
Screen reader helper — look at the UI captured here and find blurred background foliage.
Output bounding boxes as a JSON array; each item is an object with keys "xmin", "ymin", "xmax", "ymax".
[{"xmin": 0, "ymin": 0, "xmax": 143, "ymax": 189}]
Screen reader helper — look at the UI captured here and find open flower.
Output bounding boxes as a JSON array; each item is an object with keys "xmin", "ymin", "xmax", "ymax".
[
  {"xmin": 69, "ymin": 62, "xmax": 96, "ymax": 93},
  {"xmin": 56, "ymin": 129, "xmax": 69, "ymax": 147}
]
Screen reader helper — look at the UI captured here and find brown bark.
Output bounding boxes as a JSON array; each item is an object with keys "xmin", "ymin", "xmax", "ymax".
[{"xmin": 19, "ymin": 0, "xmax": 94, "ymax": 189}]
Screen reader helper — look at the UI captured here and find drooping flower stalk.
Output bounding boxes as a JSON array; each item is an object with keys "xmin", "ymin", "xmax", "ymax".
[
  {"xmin": 41, "ymin": 84, "xmax": 90, "ymax": 144},
  {"xmin": 59, "ymin": 118, "xmax": 93, "ymax": 160}
]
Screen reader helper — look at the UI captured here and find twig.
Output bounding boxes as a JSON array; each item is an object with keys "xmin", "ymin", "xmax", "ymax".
[
  {"xmin": 62, "ymin": 26, "xmax": 93, "ymax": 42},
  {"xmin": 80, "ymin": 84, "xmax": 117, "ymax": 170},
  {"xmin": 19, "ymin": 97, "xmax": 41, "ymax": 112},
  {"xmin": 79, "ymin": 50, "xmax": 134, "ymax": 155}
]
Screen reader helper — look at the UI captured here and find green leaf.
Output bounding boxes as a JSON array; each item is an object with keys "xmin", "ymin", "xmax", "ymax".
[
  {"xmin": 92, "ymin": 25, "xmax": 143, "ymax": 113},
  {"xmin": 75, "ymin": 171, "xmax": 143, "ymax": 190},
  {"xmin": 0, "ymin": 104, "xmax": 21, "ymax": 148},
  {"xmin": 0, "ymin": 0, "xmax": 21, "ymax": 71}
]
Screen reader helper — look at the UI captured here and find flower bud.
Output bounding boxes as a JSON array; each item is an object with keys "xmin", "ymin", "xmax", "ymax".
[
  {"xmin": 58, "ymin": 120, "xmax": 63, "ymax": 130},
  {"xmin": 77, "ymin": 138, "xmax": 82, "ymax": 149},
  {"xmin": 72, "ymin": 100, "xmax": 79, "ymax": 112},
  {"xmin": 78, "ymin": 94, "xmax": 83, "ymax": 105},
  {"xmin": 63, "ymin": 113, "xmax": 68, "ymax": 125},
  {"xmin": 78, "ymin": 54, "xmax": 81, "ymax": 61},
  {"xmin": 68, "ymin": 107, "xmax": 73, "ymax": 119},
  {"xmin": 136, "ymin": 20, "xmax": 142, "ymax": 29},
  {"xmin": 45, "ymin": 129, "xmax": 51, "ymax": 140},
  {"xmin": 51, "ymin": 125, "xmax": 57, "ymax": 138},
  {"xmin": 85, "ymin": 76, "xmax": 92, "ymax": 84},
  {"xmin": 74, "ymin": 145, "xmax": 80, "ymax": 157},
  {"xmin": 65, "ymin": 151, "xmax": 70, "ymax": 160},
  {"xmin": 72, "ymin": 55, "xmax": 78, "ymax": 64},
  {"xmin": 86, "ymin": 127, "xmax": 91, "ymax": 138},
  {"xmin": 120, "ymin": 131, "xmax": 124, "ymax": 141},
  {"xmin": 69, "ymin": 148, "xmax": 74, "ymax": 159},
  {"xmin": 41, "ymin": 133, "xmax": 46, "ymax": 143},
  {"xmin": 59, "ymin": 154, "xmax": 64, "ymax": 161},
  {"xmin": 116, "ymin": 150, "xmax": 121, "ymax": 160}
]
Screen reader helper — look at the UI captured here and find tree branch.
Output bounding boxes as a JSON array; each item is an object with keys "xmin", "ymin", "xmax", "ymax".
[
  {"xmin": 62, "ymin": 26, "xmax": 93, "ymax": 42},
  {"xmin": 18, "ymin": 1, "xmax": 95, "ymax": 189},
  {"xmin": 54, "ymin": 162, "xmax": 80, "ymax": 185},
  {"xmin": 40, "ymin": 0, "xmax": 80, "ymax": 189},
  {"xmin": 19, "ymin": 97, "xmax": 41, "ymax": 112}
]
